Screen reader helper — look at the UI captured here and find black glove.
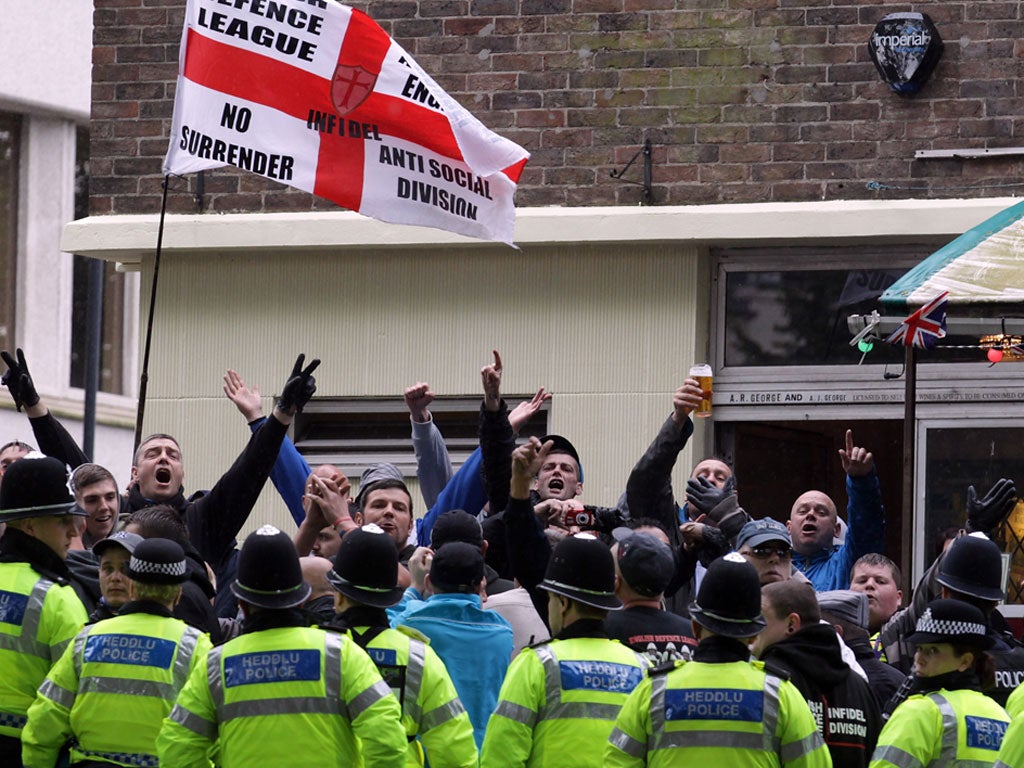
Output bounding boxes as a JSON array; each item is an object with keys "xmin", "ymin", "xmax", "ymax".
[
  {"xmin": 685, "ymin": 475, "xmax": 735, "ymax": 517},
  {"xmin": 1, "ymin": 348, "xmax": 40, "ymax": 412},
  {"xmin": 276, "ymin": 354, "xmax": 321, "ymax": 415},
  {"xmin": 966, "ymin": 478, "xmax": 1017, "ymax": 535}
]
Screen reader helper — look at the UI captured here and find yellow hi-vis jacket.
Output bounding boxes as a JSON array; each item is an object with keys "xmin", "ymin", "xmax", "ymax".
[
  {"xmin": 605, "ymin": 658, "xmax": 831, "ymax": 768},
  {"xmin": 156, "ymin": 624, "xmax": 407, "ymax": 768},
  {"xmin": 995, "ymin": 708, "xmax": 1024, "ymax": 767},
  {"xmin": 0, "ymin": 560, "xmax": 87, "ymax": 739},
  {"xmin": 871, "ymin": 688, "xmax": 1009, "ymax": 767},
  {"xmin": 347, "ymin": 624, "xmax": 477, "ymax": 768},
  {"xmin": 480, "ymin": 635, "xmax": 649, "ymax": 767},
  {"xmin": 21, "ymin": 607, "xmax": 212, "ymax": 768}
]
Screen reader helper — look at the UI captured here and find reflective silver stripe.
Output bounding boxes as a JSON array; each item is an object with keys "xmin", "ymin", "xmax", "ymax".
[
  {"xmin": 348, "ymin": 679, "xmax": 391, "ymax": 720},
  {"xmin": 494, "ymin": 699, "xmax": 537, "ymax": 728},
  {"xmin": 74, "ymin": 747, "xmax": 159, "ymax": 767},
  {"xmin": 780, "ymin": 730, "xmax": 825, "ymax": 763},
  {"xmin": 221, "ymin": 695, "xmax": 343, "ymax": 720},
  {"xmin": 38, "ymin": 678, "xmax": 76, "ymax": 708},
  {"xmin": 648, "ymin": 674, "xmax": 782, "ymax": 754},
  {"xmin": 871, "ymin": 744, "xmax": 924, "ymax": 768},
  {"xmin": 420, "ymin": 697, "xmax": 466, "ymax": 732},
  {"xmin": 531, "ymin": 644, "xmax": 633, "ymax": 723},
  {"xmin": 0, "ymin": 632, "xmax": 49, "ymax": 659},
  {"xmin": 533, "ymin": 644, "xmax": 560, "ymax": 717},
  {"xmin": 0, "ymin": 578, "xmax": 60, "ymax": 660},
  {"xmin": 609, "ymin": 726, "xmax": 646, "ymax": 759},
  {"xmin": 656, "ymin": 730, "xmax": 768, "ymax": 750},
  {"xmin": 169, "ymin": 703, "xmax": 217, "ymax": 740},
  {"xmin": 403, "ymin": 638, "xmax": 426, "ymax": 725},
  {"xmin": 173, "ymin": 627, "xmax": 203, "ymax": 690},
  {"xmin": 22, "ymin": 578, "xmax": 53, "ymax": 645},
  {"xmin": 762, "ymin": 673, "xmax": 782, "ymax": 755},
  {"xmin": 324, "ymin": 632, "xmax": 343, "ymax": 707},
  {"xmin": 78, "ymin": 675, "xmax": 179, "ymax": 701},
  {"xmin": 206, "ymin": 647, "xmax": 225, "ymax": 713},
  {"xmin": 648, "ymin": 672, "xmax": 667, "ymax": 746},
  {"xmin": 72, "ymin": 629, "xmax": 90, "ymax": 677},
  {"xmin": 928, "ymin": 692, "xmax": 959, "ymax": 765},
  {"xmin": 546, "ymin": 700, "xmax": 628, "ymax": 720}
]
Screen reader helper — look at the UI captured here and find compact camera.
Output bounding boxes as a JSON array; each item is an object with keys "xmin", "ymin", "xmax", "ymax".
[{"xmin": 564, "ymin": 508, "xmax": 595, "ymax": 528}]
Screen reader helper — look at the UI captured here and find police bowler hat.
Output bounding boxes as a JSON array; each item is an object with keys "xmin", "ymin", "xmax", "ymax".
[
  {"xmin": 327, "ymin": 524, "xmax": 404, "ymax": 608},
  {"xmin": 689, "ymin": 553, "xmax": 766, "ymax": 638},
  {"xmin": 937, "ymin": 534, "xmax": 1005, "ymax": 602},
  {"xmin": 0, "ymin": 455, "xmax": 84, "ymax": 522},
  {"xmin": 907, "ymin": 599, "xmax": 994, "ymax": 651},
  {"xmin": 539, "ymin": 533, "xmax": 621, "ymax": 611},
  {"xmin": 126, "ymin": 538, "xmax": 188, "ymax": 585},
  {"xmin": 232, "ymin": 525, "xmax": 311, "ymax": 609}
]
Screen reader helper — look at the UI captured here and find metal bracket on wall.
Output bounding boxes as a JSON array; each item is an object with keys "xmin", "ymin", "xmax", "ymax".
[
  {"xmin": 610, "ymin": 139, "xmax": 652, "ymax": 205},
  {"xmin": 194, "ymin": 170, "xmax": 205, "ymax": 211},
  {"xmin": 915, "ymin": 147, "xmax": 1024, "ymax": 160}
]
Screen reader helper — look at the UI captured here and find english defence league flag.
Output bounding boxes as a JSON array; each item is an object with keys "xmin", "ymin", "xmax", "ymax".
[{"xmin": 163, "ymin": 0, "xmax": 530, "ymax": 245}]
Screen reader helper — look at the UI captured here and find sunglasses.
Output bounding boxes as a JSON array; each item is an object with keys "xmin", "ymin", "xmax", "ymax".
[{"xmin": 750, "ymin": 545, "xmax": 792, "ymax": 560}]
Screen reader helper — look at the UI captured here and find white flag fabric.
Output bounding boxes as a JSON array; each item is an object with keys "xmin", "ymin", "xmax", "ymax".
[{"xmin": 163, "ymin": 0, "xmax": 530, "ymax": 245}]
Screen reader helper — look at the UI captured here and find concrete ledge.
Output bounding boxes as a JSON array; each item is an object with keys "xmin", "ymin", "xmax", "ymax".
[{"xmin": 62, "ymin": 197, "xmax": 1023, "ymax": 264}]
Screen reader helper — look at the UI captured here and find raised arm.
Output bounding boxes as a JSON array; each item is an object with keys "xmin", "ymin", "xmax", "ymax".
[
  {"xmin": 835, "ymin": 429, "xmax": 884, "ymax": 579},
  {"xmin": 187, "ymin": 354, "xmax": 319, "ymax": 566},
  {"xmin": 3, "ymin": 348, "xmax": 89, "ymax": 466},
  {"xmin": 224, "ymin": 367, "xmax": 311, "ymax": 526},
  {"xmin": 405, "ymin": 381, "xmax": 454, "ymax": 509},
  {"xmin": 623, "ymin": 379, "xmax": 702, "ymax": 543}
]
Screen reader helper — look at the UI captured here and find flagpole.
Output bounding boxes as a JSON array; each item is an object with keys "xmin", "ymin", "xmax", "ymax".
[
  {"xmin": 134, "ymin": 175, "xmax": 170, "ymax": 452},
  {"xmin": 900, "ymin": 344, "xmax": 917, "ymax": 597}
]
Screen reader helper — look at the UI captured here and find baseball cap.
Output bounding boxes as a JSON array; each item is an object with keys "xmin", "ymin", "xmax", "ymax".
[
  {"xmin": 614, "ymin": 530, "xmax": 674, "ymax": 598},
  {"xmin": 736, "ymin": 517, "xmax": 791, "ymax": 551},
  {"xmin": 429, "ymin": 542, "xmax": 485, "ymax": 594}
]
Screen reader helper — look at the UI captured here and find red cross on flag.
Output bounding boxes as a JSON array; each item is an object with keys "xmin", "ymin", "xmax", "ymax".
[{"xmin": 163, "ymin": 0, "xmax": 530, "ymax": 245}]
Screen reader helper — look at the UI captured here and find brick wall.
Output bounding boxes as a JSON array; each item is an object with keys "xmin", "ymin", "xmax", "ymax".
[{"xmin": 90, "ymin": 0, "xmax": 1024, "ymax": 215}]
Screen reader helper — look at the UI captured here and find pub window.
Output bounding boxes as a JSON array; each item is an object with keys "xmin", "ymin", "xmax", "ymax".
[
  {"xmin": 716, "ymin": 245, "xmax": 981, "ymax": 369},
  {"xmin": 0, "ymin": 113, "xmax": 20, "ymax": 352},
  {"xmin": 292, "ymin": 397, "xmax": 550, "ymax": 479},
  {"xmin": 69, "ymin": 125, "xmax": 125, "ymax": 394},
  {"xmin": 922, "ymin": 422, "xmax": 1024, "ymax": 605}
]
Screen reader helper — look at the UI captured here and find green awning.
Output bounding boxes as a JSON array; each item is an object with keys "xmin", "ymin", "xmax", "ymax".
[{"xmin": 880, "ymin": 198, "xmax": 1024, "ymax": 311}]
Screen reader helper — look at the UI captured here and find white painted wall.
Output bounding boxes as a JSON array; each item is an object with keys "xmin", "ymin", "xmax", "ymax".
[
  {"xmin": 0, "ymin": 2, "xmax": 138, "ymax": 488},
  {"xmin": 0, "ymin": 0, "xmax": 93, "ymax": 121}
]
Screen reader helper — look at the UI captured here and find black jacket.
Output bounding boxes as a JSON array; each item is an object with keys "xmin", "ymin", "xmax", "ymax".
[
  {"xmin": 762, "ymin": 624, "xmax": 882, "ymax": 768},
  {"xmin": 30, "ymin": 409, "xmax": 289, "ymax": 617}
]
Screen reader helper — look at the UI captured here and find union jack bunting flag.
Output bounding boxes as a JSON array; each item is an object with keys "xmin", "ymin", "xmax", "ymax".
[{"xmin": 884, "ymin": 291, "xmax": 949, "ymax": 349}]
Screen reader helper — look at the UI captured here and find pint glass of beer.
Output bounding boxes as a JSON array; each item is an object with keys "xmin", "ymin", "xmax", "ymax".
[{"xmin": 689, "ymin": 364, "xmax": 713, "ymax": 418}]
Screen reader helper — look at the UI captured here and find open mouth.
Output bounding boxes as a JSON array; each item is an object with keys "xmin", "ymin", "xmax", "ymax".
[
  {"xmin": 801, "ymin": 524, "xmax": 817, "ymax": 535},
  {"xmin": 93, "ymin": 514, "xmax": 113, "ymax": 524},
  {"xmin": 155, "ymin": 467, "xmax": 172, "ymax": 484},
  {"xmin": 549, "ymin": 478, "xmax": 564, "ymax": 492}
]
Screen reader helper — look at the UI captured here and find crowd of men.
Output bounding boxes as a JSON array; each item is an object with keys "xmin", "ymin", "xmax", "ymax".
[{"xmin": 1, "ymin": 346, "xmax": 1024, "ymax": 766}]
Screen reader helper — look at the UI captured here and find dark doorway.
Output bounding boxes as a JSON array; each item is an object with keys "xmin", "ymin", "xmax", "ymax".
[{"xmin": 717, "ymin": 419, "xmax": 904, "ymax": 582}]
